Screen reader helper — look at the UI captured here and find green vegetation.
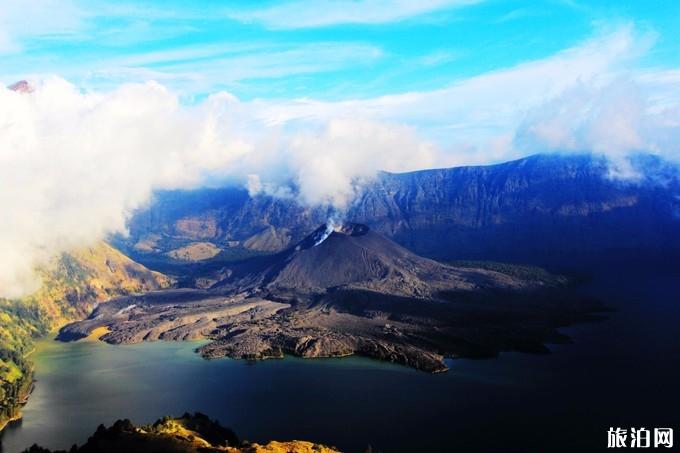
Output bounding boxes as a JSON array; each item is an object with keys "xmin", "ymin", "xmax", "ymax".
[
  {"xmin": 0, "ymin": 298, "xmax": 50, "ymax": 428},
  {"xmin": 0, "ymin": 242, "xmax": 171, "ymax": 431}
]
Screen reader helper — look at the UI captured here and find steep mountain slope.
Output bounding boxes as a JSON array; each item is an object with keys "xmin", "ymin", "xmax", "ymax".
[
  {"xmin": 355, "ymin": 153, "xmax": 680, "ymax": 262},
  {"xmin": 118, "ymin": 153, "xmax": 680, "ymax": 267},
  {"xmin": 217, "ymin": 223, "xmax": 532, "ymax": 297},
  {"xmin": 0, "ymin": 242, "xmax": 171, "ymax": 430},
  {"xmin": 34, "ymin": 242, "xmax": 173, "ymax": 322}
]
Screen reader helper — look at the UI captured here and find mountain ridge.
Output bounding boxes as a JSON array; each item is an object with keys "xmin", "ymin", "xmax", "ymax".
[
  {"xmin": 117, "ymin": 153, "xmax": 680, "ymax": 271},
  {"xmin": 21, "ymin": 412, "xmax": 339, "ymax": 453}
]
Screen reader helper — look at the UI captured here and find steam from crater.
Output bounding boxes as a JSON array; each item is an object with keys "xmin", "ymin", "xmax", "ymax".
[
  {"xmin": 312, "ymin": 214, "xmax": 345, "ymax": 247},
  {"xmin": 0, "ymin": 78, "xmax": 436, "ymax": 298}
]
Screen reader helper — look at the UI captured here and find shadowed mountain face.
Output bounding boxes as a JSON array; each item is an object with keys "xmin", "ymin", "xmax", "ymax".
[
  {"xmin": 216, "ymin": 223, "xmax": 533, "ymax": 297},
  {"xmin": 269, "ymin": 224, "xmax": 432, "ymax": 291},
  {"xmin": 118, "ymin": 153, "xmax": 680, "ymax": 267},
  {"xmin": 361, "ymin": 153, "xmax": 680, "ymax": 263},
  {"xmin": 61, "ymin": 224, "xmax": 604, "ymax": 372}
]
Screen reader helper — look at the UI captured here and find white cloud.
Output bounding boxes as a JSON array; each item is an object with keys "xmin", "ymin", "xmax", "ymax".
[
  {"xmin": 3, "ymin": 24, "xmax": 680, "ymax": 298},
  {"xmin": 0, "ymin": 0, "xmax": 85, "ymax": 54},
  {"xmin": 515, "ymin": 77, "xmax": 680, "ymax": 164},
  {"xmin": 249, "ymin": 24, "xmax": 673, "ymax": 166},
  {"xmin": 0, "ymin": 77, "xmax": 436, "ymax": 298},
  {"xmin": 227, "ymin": 0, "xmax": 480, "ymax": 29},
  {"xmin": 1, "ymin": 41, "xmax": 385, "ymax": 97},
  {"xmin": 0, "ymin": 78, "xmax": 244, "ymax": 297},
  {"xmin": 148, "ymin": 42, "xmax": 384, "ymax": 90},
  {"xmin": 285, "ymin": 119, "xmax": 438, "ymax": 207},
  {"xmin": 0, "ymin": 28, "xmax": 19, "ymax": 53},
  {"xmin": 419, "ymin": 50, "xmax": 458, "ymax": 66}
]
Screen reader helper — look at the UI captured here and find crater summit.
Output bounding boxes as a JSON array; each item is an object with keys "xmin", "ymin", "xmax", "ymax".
[{"xmin": 60, "ymin": 223, "xmax": 605, "ymax": 372}]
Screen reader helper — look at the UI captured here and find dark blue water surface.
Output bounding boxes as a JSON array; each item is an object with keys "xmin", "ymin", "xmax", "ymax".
[{"xmin": 2, "ymin": 264, "xmax": 679, "ymax": 453}]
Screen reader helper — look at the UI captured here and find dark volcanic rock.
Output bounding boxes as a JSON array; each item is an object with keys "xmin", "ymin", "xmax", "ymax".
[
  {"xmin": 215, "ymin": 222, "xmax": 533, "ymax": 297},
  {"xmin": 63, "ymin": 225, "xmax": 606, "ymax": 372}
]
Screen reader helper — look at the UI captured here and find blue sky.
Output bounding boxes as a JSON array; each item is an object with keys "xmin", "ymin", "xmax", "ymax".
[
  {"xmin": 2, "ymin": 0, "xmax": 680, "ymax": 167},
  {"xmin": 2, "ymin": 0, "xmax": 680, "ymax": 101},
  {"xmin": 2, "ymin": 1, "xmax": 680, "ymax": 295}
]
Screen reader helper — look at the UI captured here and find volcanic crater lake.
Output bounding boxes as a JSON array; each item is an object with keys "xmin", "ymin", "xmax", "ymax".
[{"xmin": 2, "ymin": 265, "xmax": 679, "ymax": 453}]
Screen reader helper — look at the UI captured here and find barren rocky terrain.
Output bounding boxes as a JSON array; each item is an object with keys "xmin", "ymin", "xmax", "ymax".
[{"xmin": 59, "ymin": 224, "xmax": 606, "ymax": 372}]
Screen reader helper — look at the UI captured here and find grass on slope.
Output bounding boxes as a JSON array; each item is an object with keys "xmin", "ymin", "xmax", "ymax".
[{"xmin": 0, "ymin": 242, "xmax": 172, "ymax": 430}]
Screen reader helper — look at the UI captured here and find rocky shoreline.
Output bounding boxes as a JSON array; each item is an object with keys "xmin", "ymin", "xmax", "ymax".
[
  {"xmin": 58, "ymin": 225, "xmax": 608, "ymax": 373},
  {"xmin": 0, "ymin": 373, "xmax": 34, "ymax": 433},
  {"xmin": 58, "ymin": 285, "xmax": 606, "ymax": 373}
]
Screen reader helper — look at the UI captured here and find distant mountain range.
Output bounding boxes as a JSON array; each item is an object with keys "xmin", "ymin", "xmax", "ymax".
[{"xmin": 118, "ymin": 153, "xmax": 680, "ymax": 268}]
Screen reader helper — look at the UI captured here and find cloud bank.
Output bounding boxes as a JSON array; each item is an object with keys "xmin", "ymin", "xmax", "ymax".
[
  {"xmin": 0, "ymin": 78, "xmax": 436, "ymax": 298},
  {"xmin": 2, "ymin": 26, "xmax": 680, "ymax": 298},
  {"xmin": 0, "ymin": 0, "xmax": 82, "ymax": 54}
]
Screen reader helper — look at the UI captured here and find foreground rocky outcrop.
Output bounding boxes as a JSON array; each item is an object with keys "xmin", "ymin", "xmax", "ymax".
[
  {"xmin": 59, "ymin": 225, "xmax": 606, "ymax": 372},
  {"xmin": 22, "ymin": 412, "xmax": 340, "ymax": 453}
]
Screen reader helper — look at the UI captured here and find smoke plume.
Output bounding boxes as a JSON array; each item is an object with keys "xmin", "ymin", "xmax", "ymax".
[{"xmin": 0, "ymin": 78, "xmax": 436, "ymax": 297}]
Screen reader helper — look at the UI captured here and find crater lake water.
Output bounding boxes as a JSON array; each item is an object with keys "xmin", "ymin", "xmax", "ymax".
[{"xmin": 2, "ymin": 264, "xmax": 679, "ymax": 453}]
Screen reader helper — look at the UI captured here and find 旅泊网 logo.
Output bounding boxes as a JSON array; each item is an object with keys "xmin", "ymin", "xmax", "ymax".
[{"xmin": 607, "ymin": 427, "xmax": 673, "ymax": 448}]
